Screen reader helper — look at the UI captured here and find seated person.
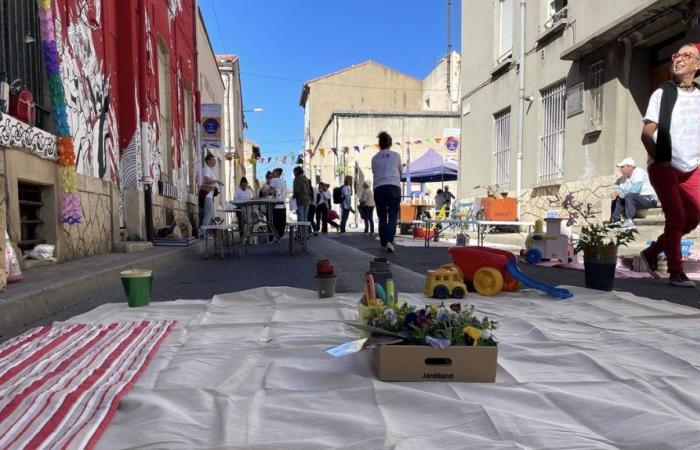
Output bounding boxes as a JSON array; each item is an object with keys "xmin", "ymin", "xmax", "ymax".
[{"xmin": 610, "ymin": 157, "xmax": 657, "ymax": 228}]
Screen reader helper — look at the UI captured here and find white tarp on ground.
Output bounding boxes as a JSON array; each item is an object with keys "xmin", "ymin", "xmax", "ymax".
[{"xmin": 61, "ymin": 287, "xmax": 700, "ymax": 449}]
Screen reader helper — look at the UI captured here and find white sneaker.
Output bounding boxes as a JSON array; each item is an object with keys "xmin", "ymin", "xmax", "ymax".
[
  {"xmin": 620, "ymin": 219, "xmax": 636, "ymax": 229},
  {"xmin": 385, "ymin": 242, "xmax": 395, "ymax": 253}
]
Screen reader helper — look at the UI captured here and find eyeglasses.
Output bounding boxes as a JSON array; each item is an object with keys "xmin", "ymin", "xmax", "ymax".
[{"xmin": 671, "ymin": 52, "xmax": 700, "ymax": 62}]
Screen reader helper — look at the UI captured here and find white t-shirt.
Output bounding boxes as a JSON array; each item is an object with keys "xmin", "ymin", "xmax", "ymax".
[
  {"xmin": 643, "ymin": 87, "xmax": 700, "ymax": 172},
  {"xmin": 270, "ymin": 177, "xmax": 287, "ymax": 199},
  {"xmin": 317, "ymin": 190, "xmax": 331, "ymax": 206},
  {"xmin": 202, "ymin": 165, "xmax": 215, "ymax": 199},
  {"xmin": 618, "ymin": 167, "xmax": 656, "ymax": 197},
  {"xmin": 372, "ymin": 149, "xmax": 402, "ymax": 188},
  {"xmin": 234, "ymin": 187, "xmax": 253, "ymax": 201}
]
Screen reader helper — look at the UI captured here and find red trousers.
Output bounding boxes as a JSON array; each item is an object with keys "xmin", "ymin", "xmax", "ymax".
[{"xmin": 647, "ymin": 163, "xmax": 700, "ymax": 273}]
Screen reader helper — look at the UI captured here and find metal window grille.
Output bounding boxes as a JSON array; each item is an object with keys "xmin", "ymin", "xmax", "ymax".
[
  {"xmin": 539, "ymin": 82, "xmax": 566, "ymax": 182},
  {"xmin": 494, "ymin": 109, "xmax": 511, "ymax": 188},
  {"xmin": 0, "ymin": 0, "xmax": 46, "ymax": 128},
  {"xmin": 588, "ymin": 60, "xmax": 605, "ymax": 126}
]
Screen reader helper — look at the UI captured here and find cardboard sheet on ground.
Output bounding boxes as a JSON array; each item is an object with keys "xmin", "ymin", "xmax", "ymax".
[{"xmin": 61, "ymin": 287, "xmax": 700, "ymax": 449}]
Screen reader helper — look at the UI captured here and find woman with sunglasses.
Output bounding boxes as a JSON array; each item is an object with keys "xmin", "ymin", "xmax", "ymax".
[{"xmin": 640, "ymin": 43, "xmax": 700, "ymax": 287}]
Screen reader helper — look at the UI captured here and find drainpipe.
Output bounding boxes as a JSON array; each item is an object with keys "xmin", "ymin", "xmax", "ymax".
[
  {"xmin": 515, "ymin": 0, "xmax": 526, "ymax": 219},
  {"xmin": 138, "ymin": 0, "xmax": 154, "ymax": 241}
]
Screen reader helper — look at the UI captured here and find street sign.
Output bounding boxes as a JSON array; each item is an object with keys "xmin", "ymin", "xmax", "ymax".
[
  {"xmin": 445, "ymin": 136, "xmax": 459, "ymax": 152},
  {"xmin": 201, "ymin": 103, "xmax": 222, "ymax": 148}
]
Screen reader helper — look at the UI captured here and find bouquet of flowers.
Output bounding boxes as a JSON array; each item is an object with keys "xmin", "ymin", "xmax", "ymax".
[{"xmin": 359, "ymin": 299, "xmax": 498, "ymax": 348}]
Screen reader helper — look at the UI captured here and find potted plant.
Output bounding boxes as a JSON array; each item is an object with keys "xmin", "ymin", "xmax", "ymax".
[{"xmin": 572, "ymin": 204, "xmax": 637, "ymax": 291}]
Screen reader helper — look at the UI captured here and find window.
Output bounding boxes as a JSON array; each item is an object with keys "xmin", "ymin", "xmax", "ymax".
[
  {"xmin": 540, "ymin": 82, "xmax": 566, "ymax": 182},
  {"xmin": 0, "ymin": 0, "xmax": 46, "ymax": 128},
  {"xmin": 547, "ymin": 0, "xmax": 568, "ymax": 24},
  {"xmin": 157, "ymin": 40, "xmax": 172, "ymax": 183},
  {"xmin": 497, "ymin": 0, "xmax": 513, "ymax": 63},
  {"xmin": 588, "ymin": 60, "xmax": 605, "ymax": 127},
  {"xmin": 494, "ymin": 108, "xmax": 511, "ymax": 188},
  {"xmin": 184, "ymin": 86, "xmax": 194, "ymax": 193}
]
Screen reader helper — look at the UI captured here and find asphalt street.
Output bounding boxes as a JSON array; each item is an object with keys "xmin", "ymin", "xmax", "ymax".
[{"xmin": 7, "ymin": 232, "xmax": 698, "ymax": 342}]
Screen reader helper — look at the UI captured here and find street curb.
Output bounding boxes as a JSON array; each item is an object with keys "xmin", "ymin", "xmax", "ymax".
[{"xmin": 0, "ymin": 241, "xmax": 205, "ymax": 336}]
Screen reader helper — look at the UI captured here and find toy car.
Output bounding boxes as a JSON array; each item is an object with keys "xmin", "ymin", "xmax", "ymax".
[
  {"xmin": 424, "ymin": 266, "xmax": 467, "ymax": 299},
  {"xmin": 449, "ymin": 246, "xmax": 573, "ymax": 299}
]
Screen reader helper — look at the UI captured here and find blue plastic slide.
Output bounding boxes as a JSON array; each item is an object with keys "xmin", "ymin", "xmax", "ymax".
[{"xmin": 506, "ymin": 259, "xmax": 573, "ymax": 300}]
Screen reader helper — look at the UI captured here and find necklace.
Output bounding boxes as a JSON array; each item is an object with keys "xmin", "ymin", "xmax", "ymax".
[{"xmin": 676, "ymin": 81, "xmax": 696, "ymax": 92}]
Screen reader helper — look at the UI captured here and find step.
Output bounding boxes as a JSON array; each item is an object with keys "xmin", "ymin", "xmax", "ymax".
[{"xmin": 113, "ymin": 241, "xmax": 154, "ymax": 253}]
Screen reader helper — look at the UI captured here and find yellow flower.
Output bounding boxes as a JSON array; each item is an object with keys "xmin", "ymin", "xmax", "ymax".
[{"xmin": 463, "ymin": 326, "xmax": 481, "ymax": 346}]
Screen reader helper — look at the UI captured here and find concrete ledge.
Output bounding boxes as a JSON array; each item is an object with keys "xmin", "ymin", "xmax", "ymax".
[
  {"xmin": 113, "ymin": 241, "xmax": 154, "ymax": 253},
  {"xmin": 0, "ymin": 241, "xmax": 204, "ymax": 336}
]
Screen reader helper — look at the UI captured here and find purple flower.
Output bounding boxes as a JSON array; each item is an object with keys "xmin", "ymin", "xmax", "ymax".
[
  {"xmin": 403, "ymin": 312, "xmax": 418, "ymax": 328},
  {"xmin": 449, "ymin": 303, "xmax": 461, "ymax": 313},
  {"xmin": 436, "ymin": 308, "xmax": 449, "ymax": 322},
  {"xmin": 426, "ymin": 336, "xmax": 451, "ymax": 348},
  {"xmin": 383, "ymin": 309, "xmax": 397, "ymax": 325},
  {"xmin": 416, "ymin": 315, "xmax": 429, "ymax": 327}
]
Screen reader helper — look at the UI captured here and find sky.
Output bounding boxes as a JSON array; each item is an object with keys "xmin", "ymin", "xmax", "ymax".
[{"xmin": 199, "ymin": 0, "xmax": 461, "ymax": 180}]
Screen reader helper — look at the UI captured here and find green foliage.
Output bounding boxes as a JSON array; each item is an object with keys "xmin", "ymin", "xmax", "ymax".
[
  {"xmin": 361, "ymin": 302, "xmax": 499, "ymax": 347},
  {"xmin": 561, "ymin": 201, "xmax": 637, "ymax": 258}
]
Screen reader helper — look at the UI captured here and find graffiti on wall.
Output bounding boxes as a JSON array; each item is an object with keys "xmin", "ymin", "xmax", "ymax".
[
  {"xmin": 0, "ymin": 112, "xmax": 57, "ymax": 160},
  {"xmin": 167, "ymin": 0, "xmax": 183, "ymax": 21},
  {"xmin": 54, "ymin": 0, "xmax": 119, "ymax": 183}
]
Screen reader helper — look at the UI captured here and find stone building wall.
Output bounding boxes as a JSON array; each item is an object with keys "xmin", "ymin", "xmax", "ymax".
[{"xmin": 58, "ymin": 173, "xmax": 120, "ymax": 261}]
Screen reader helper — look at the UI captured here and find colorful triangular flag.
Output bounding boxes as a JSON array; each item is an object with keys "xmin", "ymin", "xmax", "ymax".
[
  {"xmin": 320, "ymin": 148, "xmax": 326, "ymax": 157},
  {"xmin": 353, "ymin": 145, "xmax": 360, "ymax": 153},
  {"xmin": 331, "ymin": 148, "xmax": 338, "ymax": 156}
]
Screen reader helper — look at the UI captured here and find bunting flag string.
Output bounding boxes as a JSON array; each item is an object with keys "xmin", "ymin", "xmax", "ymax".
[{"xmin": 251, "ymin": 133, "xmax": 459, "ymax": 167}]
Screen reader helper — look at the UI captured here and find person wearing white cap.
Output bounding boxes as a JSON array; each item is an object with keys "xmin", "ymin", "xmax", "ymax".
[
  {"xmin": 640, "ymin": 42, "xmax": 700, "ymax": 287},
  {"xmin": 610, "ymin": 157, "xmax": 657, "ymax": 228}
]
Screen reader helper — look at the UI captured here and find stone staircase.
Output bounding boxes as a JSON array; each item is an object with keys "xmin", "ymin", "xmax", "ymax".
[
  {"xmin": 476, "ymin": 208, "xmax": 698, "ymax": 258},
  {"xmin": 609, "ymin": 208, "xmax": 698, "ymax": 257},
  {"xmin": 113, "ymin": 227, "xmax": 153, "ymax": 253}
]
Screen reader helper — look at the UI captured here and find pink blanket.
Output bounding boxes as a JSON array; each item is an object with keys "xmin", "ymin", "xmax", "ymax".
[{"xmin": 0, "ymin": 320, "xmax": 174, "ymax": 449}]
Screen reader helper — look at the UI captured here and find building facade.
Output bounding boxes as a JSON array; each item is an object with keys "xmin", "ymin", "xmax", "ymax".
[
  {"xmin": 217, "ymin": 55, "xmax": 245, "ymax": 202},
  {"xmin": 423, "ymin": 51, "xmax": 462, "ymax": 112},
  {"xmin": 301, "ymin": 61, "xmax": 425, "ymax": 187},
  {"xmin": 197, "ymin": 13, "xmax": 227, "ymax": 214},
  {"xmin": 460, "ymin": 0, "xmax": 700, "ymax": 222},
  {"xmin": 307, "ymin": 110, "xmax": 461, "ymax": 223},
  {"xmin": 1, "ymin": 0, "xmax": 208, "ymax": 290}
]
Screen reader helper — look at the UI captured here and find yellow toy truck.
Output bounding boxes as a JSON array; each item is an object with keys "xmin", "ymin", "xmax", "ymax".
[{"xmin": 424, "ymin": 265, "xmax": 467, "ymax": 300}]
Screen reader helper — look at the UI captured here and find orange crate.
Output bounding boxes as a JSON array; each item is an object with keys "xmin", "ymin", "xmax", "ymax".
[
  {"xmin": 480, "ymin": 198, "xmax": 517, "ymax": 221},
  {"xmin": 400, "ymin": 204, "xmax": 416, "ymax": 222}
]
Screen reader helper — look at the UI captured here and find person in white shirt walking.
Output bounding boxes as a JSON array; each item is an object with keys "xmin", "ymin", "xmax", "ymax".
[
  {"xmin": 609, "ymin": 158, "xmax": 657, "ymax": 228},
  {"xmin": 359, "ymin": 181, "xmax": 375, "ymax": 235},
  {"xmin": 340, "ymin": 175, "xmax": 353, "ymax": 233},
  {"xmin": 315, "ymin": 183, "xmax": 332, "ymax": 233},
  {"xmin": 372, "ymin": 131, "xmax": 402, "ymax": 252},
  {"xmin": 640, "ymin": 42, "xmax": 700, "ymax": 287}
]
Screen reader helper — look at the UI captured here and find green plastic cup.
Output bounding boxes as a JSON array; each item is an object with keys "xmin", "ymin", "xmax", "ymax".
[{"xmin": 120, "ymin": 269, "xmax": 153, "ymax": 307}]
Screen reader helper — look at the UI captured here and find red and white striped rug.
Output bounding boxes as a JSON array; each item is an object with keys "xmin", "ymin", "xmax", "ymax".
[{"xmin": 0, "ymin": 320, "xmax": 175, "ymax": 450}]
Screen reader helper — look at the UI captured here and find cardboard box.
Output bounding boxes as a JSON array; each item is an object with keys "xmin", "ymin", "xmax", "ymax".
[{"xmin": 374, "ymin": 344, "xmax": 497, "ymax": 382}]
